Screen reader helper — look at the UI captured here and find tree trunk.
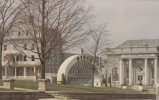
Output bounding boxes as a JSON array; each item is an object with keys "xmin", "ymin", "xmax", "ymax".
[
  {"xmin": 40, "ymin": 0, "xmax": 46, "ymax": 79},
  {"xmin": 41, "ymin": 61, "xmax": 45, "ymax": 79},
  {"xmin": 92, "ymin": 69, "xmax": 94, "ymax": 88},
  {"xmin": 0, "ymin": 43, "xmax": 2, "ymax": 79}
]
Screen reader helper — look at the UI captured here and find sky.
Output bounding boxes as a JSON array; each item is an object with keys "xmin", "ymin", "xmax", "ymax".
[{"xmin": 86, "ymin": 0, "xmax": 159, "ymax": 47}]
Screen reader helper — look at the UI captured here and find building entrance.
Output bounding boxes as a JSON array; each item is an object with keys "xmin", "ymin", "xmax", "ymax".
[
  {"xmin": 137, "ymin": 75, "xmax": 143, "ymax": 85},
  {"xmin": 120, "ymin": 58, "xmax": 156, "ymax": 86}
]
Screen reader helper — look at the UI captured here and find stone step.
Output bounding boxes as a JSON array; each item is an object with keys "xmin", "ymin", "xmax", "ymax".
[
  {"xmin": 143, "ymin": 88, "xmax": 155, "ymax": 94},
  {"xmin": 38, "ymin": 92, "xmax": 54, "ymax": 99},
  {"xmin": 54, "ymin": 95, "xmax": 67, "ymax": 99}
]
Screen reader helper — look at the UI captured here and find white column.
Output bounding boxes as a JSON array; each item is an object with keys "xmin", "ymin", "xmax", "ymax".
[
  {"xmin": 5, "ymin": 67, "xmax": 7, "ymax": 79},
  {"xmin": 149, "ymin": 67, "xmax": 151, "ymax": 85},
  {"xmin": 34, "ymin": 67, "xmax": 36, "ymax": 73},
  {"xmin": 14, "ymin": 67, "xmax": 17, "ymax": 79},
  {"xmin": 133, "ymin": 68, "xmax": 136, "ymax": 84},
  {"xmin": 119, "ymin": 59, "xmax": 123, "ymax": 85},
  {"xmin": 154, "ymin": 58, "xmax": 158, "ymax": 85},
  {"xmin": 34, "ymin": 67, "xmax": 37, "ymax": 81},
  {"xmin": 122, "ymin": 64, "xmax": 124, "ymax": 84},
  {"xmin": 129, "ymin": 59, "xmax": 132, "ymax": 85},
  {"xmin": 24, "ymin": 67, "xmax": 26, "ymax": 79},
  {"xmin": 144, "ymin": 58, "xmax": 148, "ymax": 85}
]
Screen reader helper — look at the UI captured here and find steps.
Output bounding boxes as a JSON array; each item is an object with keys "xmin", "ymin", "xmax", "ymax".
[
  {"xmin": 143, "ymin": 86, "xmax": 155, "ymax": 94},
  {"xmin": 0, "ymin": 92, "xmax": 54, "ymax": 100},
  {"xmin": 34, "ymin": 92, "xmax": 54, "ymax": 100}
]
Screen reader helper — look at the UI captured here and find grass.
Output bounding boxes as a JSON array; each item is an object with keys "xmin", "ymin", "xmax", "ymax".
[
  {"xmin": 47, "ymin": 83, "xmax": 145, "ymax": 94},
  {"xmin": 0, "ymin": 80, "xmax": 146, "ymax": 94},
  {"xmin": 0, "ymin": 88, "xmax": 16, "ymax": 91},
  {"xmin": 14, "ymin": 80, "xmax": 38, "ymax": 90}
]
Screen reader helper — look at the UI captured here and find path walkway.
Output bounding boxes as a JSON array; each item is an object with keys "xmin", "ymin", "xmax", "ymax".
[{"xmin": 0, "ymin": 86, "xmax": 38, "ymax": 92}]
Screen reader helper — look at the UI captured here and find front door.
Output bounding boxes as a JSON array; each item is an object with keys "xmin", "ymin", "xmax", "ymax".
[{"xmin": 138, "ymin": 75, "xmax": 143, "ymax": 85}]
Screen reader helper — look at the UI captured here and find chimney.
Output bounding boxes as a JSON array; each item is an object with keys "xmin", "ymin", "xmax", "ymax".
[{"xmin": 80, "ymin": 48, "xmax": 83, "ymax": 54}]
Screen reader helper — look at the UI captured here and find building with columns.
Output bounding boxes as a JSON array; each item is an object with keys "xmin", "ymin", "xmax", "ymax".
[{"xmin": 106, "ymin": 39, "xmax": 159, "ymax": 86}]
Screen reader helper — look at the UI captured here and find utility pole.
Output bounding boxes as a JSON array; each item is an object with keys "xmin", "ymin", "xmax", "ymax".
[{"xmin": 113, "ymin": 51, "xmax": 116, "ymax": 87}]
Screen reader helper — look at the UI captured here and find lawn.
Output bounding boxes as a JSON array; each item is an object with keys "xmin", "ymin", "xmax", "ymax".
[{"xmin": 0, "ymin": 80, "xmax": 146, "ymax": 94}]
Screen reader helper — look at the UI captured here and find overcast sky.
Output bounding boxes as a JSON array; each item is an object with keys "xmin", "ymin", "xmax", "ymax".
[{"xmin": 86, "ymin": 0, "xmax": 159, "ymax": 47}]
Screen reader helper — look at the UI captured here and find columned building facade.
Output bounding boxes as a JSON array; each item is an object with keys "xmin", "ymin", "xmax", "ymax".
[{"xmin": 106, "ymin": 39, "xmax": 159, "ymax": 86}]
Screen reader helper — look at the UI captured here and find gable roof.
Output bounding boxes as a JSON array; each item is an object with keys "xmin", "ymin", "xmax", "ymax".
[{"xmin": 117, "ymin": 39, "xmax": 159, "ymax": 48}]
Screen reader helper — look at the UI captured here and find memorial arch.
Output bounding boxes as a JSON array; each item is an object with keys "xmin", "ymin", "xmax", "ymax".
[
  {"xmin": 57, "ymin": 55, "xmax": 102, "ymax": 86},
  {"xmin": 106, "ymin": 39, "xmax": 159, "ymax": 87}
]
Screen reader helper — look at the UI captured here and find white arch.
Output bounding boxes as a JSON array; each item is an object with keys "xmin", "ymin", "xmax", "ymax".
[
  {"xmin": 57, "ymin": 55, "xmax": 80, "ymax": 83},
  {"xmin": 57, "ymin": 55, "xmax": 102, "ymax": 86}
]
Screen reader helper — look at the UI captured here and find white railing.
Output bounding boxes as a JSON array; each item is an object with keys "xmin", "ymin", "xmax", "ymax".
[
  {"xmin": 2, "ymin": 76, "xmax": 36, "ymax": 80},
  {"xmin": 12, "ymin": 61, "xmax": 41, "ymax": 66},
  {"xmin": 4, "ymin": 50, "xmax": 21, "ymax": 55}
]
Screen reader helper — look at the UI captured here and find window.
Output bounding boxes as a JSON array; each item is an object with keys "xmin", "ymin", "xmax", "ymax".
[
  {"xmin": 83, "ymin": 70, "xmax": 86, "ymax": 74},
  {"xmin": 24, "ymin": 56, "xmax": 27, "ymax": 61},
  {"xmin": 72, "ymin": 70, "xmax": 75, "ymax": 74},
  {"xmin": 138, "ymin": 75, "xmax": 143, "ymax": 81},
  {"xmin": 55, "ymin": 56, "xmax": 59, "ymax": 64},
  {"xmin": 24, "ymin": 44, "xmax": 27, "ymax": 50},
  {"xmin": 51, "ymin": 57, "xmax": 54, "ymax": 64},
  {"xmin": 18, "ymin": 31, "xmax": 21, "ymax": 37},
  {"xmin": 31, "ymin": 44, "xmax": 35, "ymax": 50},
  {"xmin": 77, "ymin": 70, "xmax": 79, "ymax": 74},
  {"xmin": 13, "ymin": 56, "xmax": 15, "ymax": 62},
  {"xmin": 26, "ymin": 30, "xmax": 29, "ymax": 36},
  {"xmin": 56, "ymin": 55, "xmax": 59, "ymax": 64},
  {"xmin": 31, "ymin": 55, "xmax": 34, "ymax": 61},
  {"xmin": 16, "ymin": 56, "xmax": 19, "ymax": 61},
  {"xmin": 48, "ymin": 59, "xmax": 51, "ymax": 64},
  {"xmin": 4, "ymin": 56, "xmax": 6, "ymax": 62},
  {"xmin": 4, "ymin": 45, "xmax": 7, "ymax": 51}
]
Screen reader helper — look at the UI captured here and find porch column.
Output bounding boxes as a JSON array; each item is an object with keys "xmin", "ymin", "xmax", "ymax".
[
  {"xmin": 24, "ymin": 67, "xmax": 26, "ymax": 79},
  {"xmin": 5, "ymin": 67, "xmax": 7, "ymax": 79},
  {"xmin": 119, "ymin": 59, "xmax": 123, "ymax": 85},
  {"xmin": 34, "ymin": 67, "xmax": 37, "ymax": 81},
  {"xmin": 129, "ymin": 59, "xmax": 132, "ymax": 85},
  {"xmin": 154, "ymin": 58, "xmax": 158, "ymax": 85},
  {"xmin": 34, "ymin": 67, "xmax": 36, "ymax": 74},
  {"xmin": 144, "ymin": 58, "xmax": 148, "ymax": 85},
  {"xmin": 14, "ymin": 67, "xmax": 17, "ymax": 79}
]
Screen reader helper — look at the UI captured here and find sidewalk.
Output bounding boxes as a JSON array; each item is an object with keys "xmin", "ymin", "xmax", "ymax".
[{"xmin": 0, "ymin": 86, "xmax": 39, "ymax": 92}]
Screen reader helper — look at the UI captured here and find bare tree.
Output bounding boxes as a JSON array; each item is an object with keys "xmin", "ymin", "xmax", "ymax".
[
  {"xmin": 0, "ymin": 0, "xmax": 24, "ymax": 79},
  {"xmin": 8, "ymin": 0, "xmax": 91, "ymax": 79},
  {"xmin": 84, "ymin": 24, "xmax": 110, "ymax": 87}
]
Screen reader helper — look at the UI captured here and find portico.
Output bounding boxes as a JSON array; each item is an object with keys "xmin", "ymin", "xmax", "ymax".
[{"xmin": 119, "ymin": 54, "xmax": 158, "ymax": 86}]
